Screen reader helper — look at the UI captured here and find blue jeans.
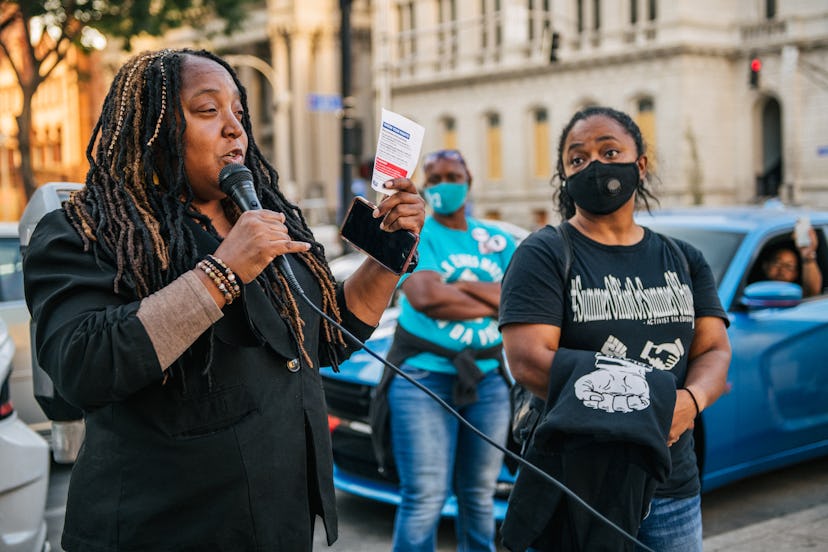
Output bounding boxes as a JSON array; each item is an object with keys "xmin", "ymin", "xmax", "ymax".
[
  {"xmin": 636, "ymin": 495, "xmax": 703, "ymax": 552},
  {"xmin": 388, "ymin": 365, "xmax": 510, "ymax": 552}
]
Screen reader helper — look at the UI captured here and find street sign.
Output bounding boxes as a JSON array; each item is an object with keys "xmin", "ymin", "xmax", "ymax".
[{"xmin": 308, "ymin": 94, "xmax": 342, "ymax": 112}]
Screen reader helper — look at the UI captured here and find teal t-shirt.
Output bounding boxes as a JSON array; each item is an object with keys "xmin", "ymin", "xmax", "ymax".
[{"xmin": 397, "ymin": 216, "xmax": 517, "ymax": 374}]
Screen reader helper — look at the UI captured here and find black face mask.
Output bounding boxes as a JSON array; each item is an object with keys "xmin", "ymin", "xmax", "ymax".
[{"xmin": 564, "ymin": 160, "xmax": 640, "ymax": 215}]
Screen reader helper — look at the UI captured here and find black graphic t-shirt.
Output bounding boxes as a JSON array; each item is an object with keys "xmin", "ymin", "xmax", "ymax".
[{"xmin": 500, "ymin": 224, "xmax": 728, "ymax": 497}]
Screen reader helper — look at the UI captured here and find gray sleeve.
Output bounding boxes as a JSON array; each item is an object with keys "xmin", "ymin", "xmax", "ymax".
[{"xmin": 136, "ymin": 270, "xmax": 224, "ymax": 370}]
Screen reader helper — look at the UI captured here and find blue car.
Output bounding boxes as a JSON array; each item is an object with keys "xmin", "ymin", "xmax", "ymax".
[{"xmin": 321, "ymin": 203, "xmax": 828, "ymax": 519}]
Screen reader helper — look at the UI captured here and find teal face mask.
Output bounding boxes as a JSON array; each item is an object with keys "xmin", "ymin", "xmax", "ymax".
[{"xmin": 424, "ymin": 182, "xmax": 469, "ymax": 215}]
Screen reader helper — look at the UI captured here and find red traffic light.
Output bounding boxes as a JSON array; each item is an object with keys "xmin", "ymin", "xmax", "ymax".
[{"xmin": 750, "ymin": 58, "xmax": 762, "ymax": 72}]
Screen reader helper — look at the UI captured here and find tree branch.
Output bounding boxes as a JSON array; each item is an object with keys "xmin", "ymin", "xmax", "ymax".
[
  {"xmin": 0, "ymin": 13, "xmax": 26, "ymax": 89},
  {"xmin": 0, "ymin": 6, "xmax": 21, "ymax": 34},
  {"xmin": 38, "ymin": 18, "xmax": 82, "ymax": 82}
]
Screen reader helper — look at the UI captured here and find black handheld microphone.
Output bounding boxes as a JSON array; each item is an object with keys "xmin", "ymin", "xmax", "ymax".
[
  {"xmin": 218, "ymin": 163, "xmax": 262, "ymax": 211},
  {"xmin": 218, "ymin": 163, "xmax": 301, "ymax": 292}
]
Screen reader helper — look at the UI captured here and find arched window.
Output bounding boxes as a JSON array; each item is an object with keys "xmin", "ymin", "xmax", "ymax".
[
  {"xmin": 758, "ymin": 97, "xmax": 782, "ymax": 197},
  {"xmin": 486, "ymin": 112, "xmax": 502, "ymax": 180},
  {"xmin": 532, "ymin": 108, "xmax": 551, "ymax": 178}
]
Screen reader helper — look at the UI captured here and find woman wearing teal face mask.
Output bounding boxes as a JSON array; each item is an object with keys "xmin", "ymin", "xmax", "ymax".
[
  {"xmin": 381, "ymin": 149, "xmax": 517, "ymax": 551},
  {"xmin": 421, "ymin": 150, "xmax": 470, "ymax": 216}
]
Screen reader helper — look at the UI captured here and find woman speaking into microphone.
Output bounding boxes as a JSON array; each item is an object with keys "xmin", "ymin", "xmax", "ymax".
[{"xmin": 23, "ymin": 48, "xmax": 424, "ymax": 552}]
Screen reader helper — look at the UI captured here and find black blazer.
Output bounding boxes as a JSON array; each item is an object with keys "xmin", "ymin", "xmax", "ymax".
[{"xmin": 24, "ymin": 209, "xmax": 374, "ymax": 551}]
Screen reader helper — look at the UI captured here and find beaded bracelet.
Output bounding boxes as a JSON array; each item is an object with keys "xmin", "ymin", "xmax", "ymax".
[
  {"xmin": 681, "ymin": 386, "xmax": 701, "ymax": 418},
  {"xmin": 205, "ymin": 255, "xmax": 241, "ymax": 299},
  {"xmin": 197, "ymin": 259, "xmax": 235, "ymax": 305}
]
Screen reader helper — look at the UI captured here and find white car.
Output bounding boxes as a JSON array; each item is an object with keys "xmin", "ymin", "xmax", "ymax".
[
  {"xmin": 0, "ymin": 316, "xmax": 50, "ymax": 552},
  {"xmin": 0, "ymin": 222, "xmax": 47, "ymax": 431}
]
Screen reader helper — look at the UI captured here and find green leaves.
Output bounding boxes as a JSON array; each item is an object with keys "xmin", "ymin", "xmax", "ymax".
[{"xmin": 4, "ymin": 0, "xmax": 256, "ymax": 50}]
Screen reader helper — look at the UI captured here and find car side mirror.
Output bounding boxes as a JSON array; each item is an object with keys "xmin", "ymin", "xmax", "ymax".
[{"xmin": 741, "ymin": 281, "xmax": 803, "ymax": 309}]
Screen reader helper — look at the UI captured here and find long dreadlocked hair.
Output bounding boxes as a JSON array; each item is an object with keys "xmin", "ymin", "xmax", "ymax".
[{"xmin": 65, "ymin": 48, "xmax": 345, "ymax": 367}]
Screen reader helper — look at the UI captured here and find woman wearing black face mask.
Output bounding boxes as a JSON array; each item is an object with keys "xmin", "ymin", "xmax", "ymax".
[{"xmin": 498, "ymin": 107, "xmax": 731, "ymax": 551}]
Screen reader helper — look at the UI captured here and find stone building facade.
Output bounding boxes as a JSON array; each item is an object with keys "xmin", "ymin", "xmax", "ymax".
[
  {"xmin": 4, "ymin": 1, "xmax": 826, "ymax": 228},
  {"xmin": 372, "ymin": 0, "xmax": 828, "ymax": 226}
]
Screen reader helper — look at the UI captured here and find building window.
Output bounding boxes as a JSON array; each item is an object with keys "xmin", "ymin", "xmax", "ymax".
[
  {"xmin": 635, "ymin": 97, "xmax": 656, "ymax": 170},
  {"xmin": 442, "ymin": 117, "xmax": 457, "ymax": 150},
  {"xmin": 437, "ymin": 0, "xmax": 458, "ymax": 66},
  {"xmin": 397, "ymin": 1, "xmax": 416, "ymax": 62},
  {"xmin": 32, "ymin": 132, "xmax": 43, "ymax": 169},
  {"xmin": 630, "ymin": 0, "xmax": 638, "ymax": 24},
  {"xmin": 576, "ymin": 0, "xmax": 584, "ymax": 33},
  {"xmin": 495, "ymin": 0, "xmax": 502, "ymax": 48},
  {"xmin": 647, "ymin": 0, "xmax": 657, "ymax": 21},
  {"xmin": 532, "ymin": 108, "xmax": 551, "ymax": 179},
  {"xmin": 481, "ymin": 0, "xmax": 488, "ymax": 48},
  {"xmin": 593, "ymin": 0, "xmax": 601, "ymax": 30},
  {"xmin": 52, "ymin": 127, "xmax": 62, "ymax": 164},
  {"xmin": 481, "ymin": 0, "xmax": 503, "ymax": 52},
  {"xmin": 486, "ymin": 112, "xmax": 502, "ymax": 180},
  {"xmin": 532, "ymin": 208, "xmax": 549, "ymax": 229},
  {"xmin": 766, "ymin": 0, "xmax": 776, "ymax": 19},
  {"xmin": 438, "ymin": 0, "xmax": 457, "ymax": 20},
  {"xmin": 528, "ymin": 0, "xmax": 553, "ymax": 54}
]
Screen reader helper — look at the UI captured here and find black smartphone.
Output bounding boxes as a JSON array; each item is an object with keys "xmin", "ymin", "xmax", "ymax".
[{"xmin": 340, "ymin": 197, "xmax": 419, "ymax": 275}]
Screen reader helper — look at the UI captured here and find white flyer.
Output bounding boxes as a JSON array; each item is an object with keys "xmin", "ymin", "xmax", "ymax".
[{"xmin": 371, "ymin": 109, "xmax": 425, "ymax": 195}]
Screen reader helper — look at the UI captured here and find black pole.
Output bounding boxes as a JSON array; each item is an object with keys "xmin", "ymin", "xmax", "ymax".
[{"xmin": 339, "ymin": 0, "xmax": 355, "ymax": 225}]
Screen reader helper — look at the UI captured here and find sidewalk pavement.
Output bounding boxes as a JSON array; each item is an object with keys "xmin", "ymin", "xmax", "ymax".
[{"xmin": 703, "ymin": 502, "xmax": 828, "ymax": 551}]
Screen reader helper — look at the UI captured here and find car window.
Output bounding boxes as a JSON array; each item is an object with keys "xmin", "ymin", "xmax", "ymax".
[
  {"xmin": 0, "ymin": 237, "xmax": 24, "ymax": 302},
  {"xmin": 642, "ymin": 225, "xmax": 745, "ymax": 286}
]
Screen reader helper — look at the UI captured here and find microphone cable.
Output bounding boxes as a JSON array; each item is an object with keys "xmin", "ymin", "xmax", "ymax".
[
  {"xmin": 277, "ymin": 255, "xmax": 656, "ymax": 552},
  {"xmin": 215, "ymin": 161, "xmax": 654, "ymax": 551}
]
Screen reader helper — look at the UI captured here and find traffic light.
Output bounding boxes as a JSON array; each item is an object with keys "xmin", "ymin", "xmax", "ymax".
[
  {"xmin": 549, "ymin": 32, "xmax": 561, "ymax": 63},
  {"xmin": 749, "ymin": 56, "xmax": 762, "ymax": 89}
]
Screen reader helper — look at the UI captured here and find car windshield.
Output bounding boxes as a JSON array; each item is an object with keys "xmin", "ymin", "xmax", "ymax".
[
  {"xmin": 642, "ymin": 225, "xmax": 745, "ymax": 286},
  {"xmin": 0, "ymin": 237, "xmax": 24, "ymax": 302}
]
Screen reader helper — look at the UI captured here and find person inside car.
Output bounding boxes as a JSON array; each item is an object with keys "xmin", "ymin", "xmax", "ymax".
[{"xmin": 760, "ymin": 227, "xmax": 822, "ymax": 297}]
